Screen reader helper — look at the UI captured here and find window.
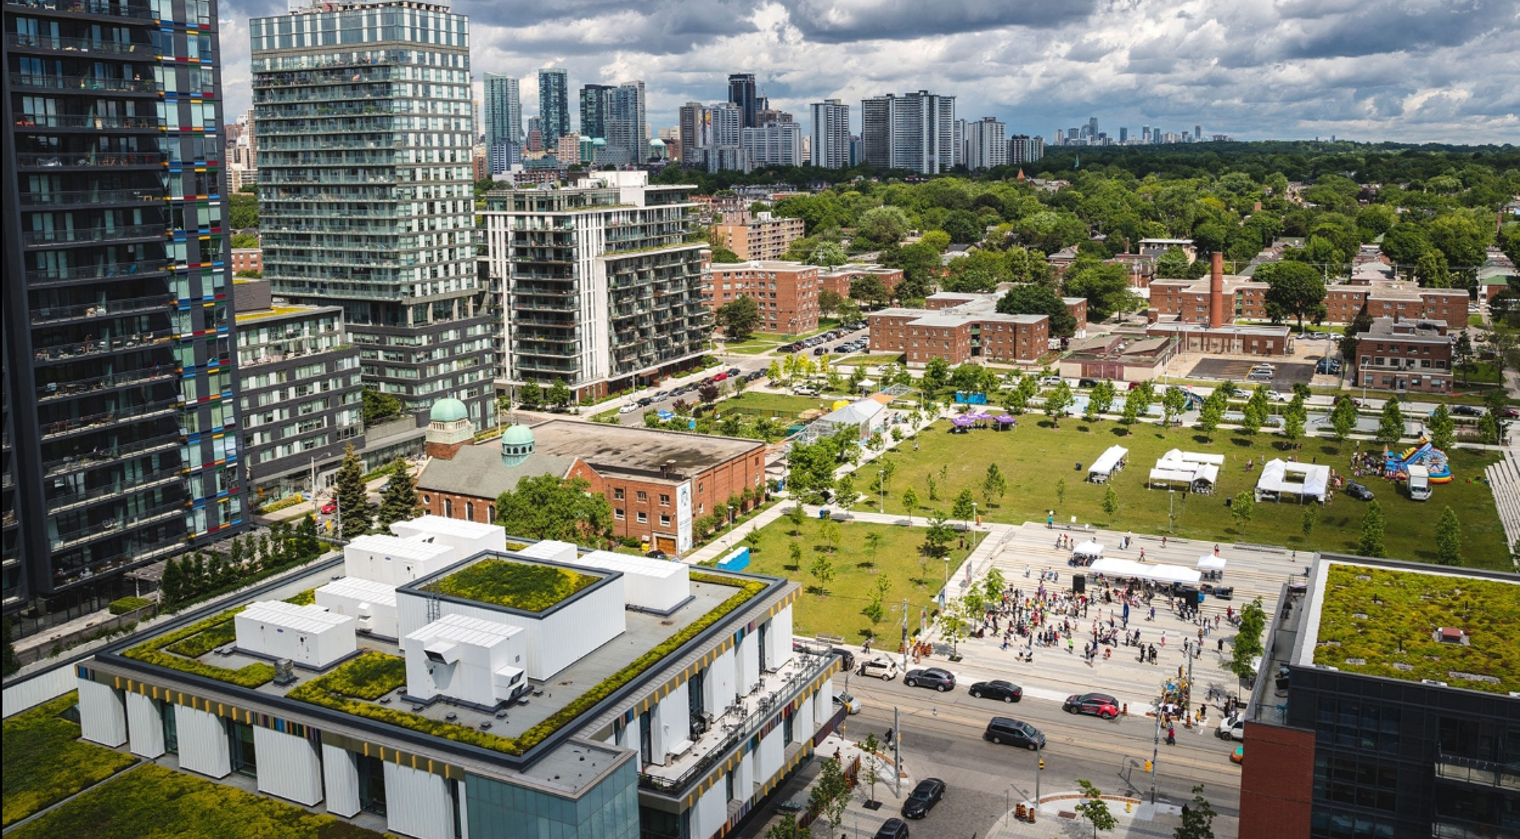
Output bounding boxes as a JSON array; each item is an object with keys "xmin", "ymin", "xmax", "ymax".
[
  {"xmin": 614, "ymin": 508, "xmax": 625, "ymax": 520},
  {"xmin": 613, "ymin": 488, "xmax": 624, "ymax": 500},
  {"xmin": 636, "ymin": 490, "xmax": 647, "ymax": 502},
  {"xmin": 465, "ymin": 502, "xmax": 474, "ymax": 520},
  {"xmin": 660, "ymin": 514, "xmax": 671, "ymax": 527},
  {"xmin": 660, "ymin": 494, "xmax": 670, "ymax": 506},
  {"xmin": 636, "ymin": 511, "xmax": 647, "ymax": 523}
]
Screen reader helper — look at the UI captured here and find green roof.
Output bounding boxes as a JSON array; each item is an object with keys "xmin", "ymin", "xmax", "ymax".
[
  {"xmin": 501, "ymin": 424, "xmax": 535, "ymax": 446},
  {"xmin": 425, "ymin": 558, "xmax": 597, "ymax": 613},
  {"xmin": 430, "ymin": 397, "xmax": 468, "ymax": 423},
  {"xmin": 1311, "ymin": 564, "xmax": 1520, "ymax": 694}
]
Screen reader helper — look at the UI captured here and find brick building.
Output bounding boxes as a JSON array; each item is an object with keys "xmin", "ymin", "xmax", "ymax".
[
  {"xmin": 705, "ymin": 260, "xmax": 822, "ymax": 334},
  {"xmin": 1351, "ymin": 317, "xmax": 1453, "ymax": 393},
  {"xmin": 1326, "ymin": 281, "xmax": 1469, "ymax": 328},
  {"xmin": 923, "ymin": 290, "xmax": 1086, "ymax": 336},
  {"xmin": 869, "ymin": 302, "xmax": 1048, "ymax": 365},
  {"xmin": 713, "ymin": 211, "xmax": 805, "ymax": 261},
  {"xmin": 1148, "ymin": 275, "xmax": 1271, "ymax": 323},
  {"xmin": 417, "ymin": 420, "xmax": 765, "ymax": 555},
  {"xmin": 819, "ymin": 264, "xmax": 904, "ymax": 301},
  {"xmin": 231, "ymin": 247, "xmax": 263, "ymax": 275}
]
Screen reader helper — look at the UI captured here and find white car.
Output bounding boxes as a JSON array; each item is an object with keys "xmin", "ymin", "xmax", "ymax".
[
  {"xmin": 1216, "ymin": 714, "xmax": 1245, "ymax": 741},
  {"xmin": 858, "ymin": 657, "xmax": 899, "ymax": 680},
  {"xmin": 1038, "ymin": 376, "xmax": 1063, "ymax": 387},
  {"xmin": 834, "ymin": 692, "xmax": 862, "ymax": 715},
  {"xmin": 618, "ymin": 403, "xmax": 640, "ymax": 414}
]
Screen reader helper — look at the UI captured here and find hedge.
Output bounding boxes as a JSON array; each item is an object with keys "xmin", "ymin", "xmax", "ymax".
[
  {"xmin": 426, "ymin": 558, "xmax": 597, "ymax": 613},
  {"xmin": 288, "ymin": 573, "xmax": 768, "ymax": 756},
  {"xmin": 107, "ymin": 596, "xmax": 152, "ymax": 616},
  {"xmin": 3, "ymin": 691, "xmax": 138, "ymax": 827},
  {"xmin": 124, "ymin": 608, "xmax": 275, "ymax": 688},
  {"xmin": 6, "ymin": 763, "xmax": 387, "ymax": 839}
]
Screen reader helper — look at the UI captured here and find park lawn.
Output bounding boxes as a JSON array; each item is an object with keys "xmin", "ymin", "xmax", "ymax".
[
  {"xmin": 719, "ymin": 391, "xmax": 844, "ymax": 417},
  {"xmin": 723, "ymin": 339, "xmax": 783, "ymax": 355},
  {"xmin": 742, "ymin": 516, "xmax": 985, "ymax": 643},
  {"xmin": 833, "ymin": 354, "xmax": 906, "ymax": 367},
  {"xmin": 1469, "ymin": 313, "xmax": 1485, "ymax": 328},
  {"xmin": 3, "ymin": 692, "xmax": 138, "ymax": 827},
  {"xmin": 7, "ymin": 763, "xmax": 386, "ymax": 839},
  {"xmin": 872, "ymin": 419, "xmax": 1508, "ymax": 570}
]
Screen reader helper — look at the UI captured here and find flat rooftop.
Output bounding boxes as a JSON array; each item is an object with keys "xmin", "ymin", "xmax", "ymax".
[
  {"xmin": 1294, "ymin": 559, "xmax": 1520, "ymax": 694},
  {"xmin": 528, "ymin": 418, "xmax": 762, "ymax": 476}
]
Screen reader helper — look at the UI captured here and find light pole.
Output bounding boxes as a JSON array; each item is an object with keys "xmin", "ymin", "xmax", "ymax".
[
  {"xmin": 1168, "ymin": 488, "xmax": 1175, "ymax": 534},
  {"xmin": 972, "ymin": 501, "xmax": 977, "ymax": 529},
  {"xmin": 878, "ymin": 466, "xmax": 884, "ymax": 514},
  {"xmin": 941, "ymin": 556, "xmax": 950, "ymax": 608}
]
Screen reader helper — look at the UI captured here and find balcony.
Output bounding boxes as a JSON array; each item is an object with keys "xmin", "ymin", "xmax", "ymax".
[
  {"xmin": 22, "ymin": 223, "xmax": 162, "ymax": 246},
  {"xmin": 4, "ymin": 0, "xmax": 157, "ymax": 21},
  {"xmin": 5, "ymin": 33, "xmax": 152, "ymax": 55},
  {"xmin": 32, "ymin": 329, "xmax": 174, "ymax": 365},
  {"xmin": 15, "ymin": 151, "xmax": 165, "ymax": 169},
  {"xmin": 30, "ymin": 293, "xmax": 173, "ymax": 324},
  {"xmin": 638, "ymin": 649, "xmax": 836, "ymax": 795},
  {"xmin": 27, "ymin": 259, "xmax": 169, "ymax": 286},
  {"xmin": 13, "ymin": 112, "xmax": 161, "ymax": 131},
  {"xmin": 1436, "ymin": 751, "xmax": 1520, "ymax": 791},
  {"xmin": 40, "ymin": 397, "xmax": 178, "ymax": 441},
  {"xmin": 11, "ymin": 74, "xmax": 157, "ymax": 94},
  {"xmin": 38, "ymin": 363, "xmax": 176, "ymax": 402},
  {"xmin": 46, "ymin": 466, "xmax": 182, "ymax": 514},
  {"xmin": 18, "ymin": 187, "xmax": 162, "ymax": 208},
  {"xmin": 43, "ymin": 431, "xmax": 180, "ymax": 477}
]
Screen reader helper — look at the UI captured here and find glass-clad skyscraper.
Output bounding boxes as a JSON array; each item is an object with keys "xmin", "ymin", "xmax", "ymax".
[
  {"xmin": 250, "ymin": 0, "xmax": 493, "ymax": 425},
  {"xmin": 2, "ymin": 0, "xmax": 246, "ymax": 629},
  {"xmin": 483, "ymin": 73, "xmax": 520, "ymax": 175}
]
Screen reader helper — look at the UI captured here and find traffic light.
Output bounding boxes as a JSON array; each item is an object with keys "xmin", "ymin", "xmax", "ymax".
[
  {"xmin": 1038, "ymin": 759, "xmax": 1044, "ymax": 771},
  {"xmin": 1145, "ymin": 759, "xmax": 1153, "ymax": 773}
]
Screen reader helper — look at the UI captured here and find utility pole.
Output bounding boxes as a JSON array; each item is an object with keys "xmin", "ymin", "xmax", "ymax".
[
  {"xmin": 1150, "ymin": 682, "xmax": 1162, "ymax": 803},
  {"xmin": 892, "ymin": 705, "xmax": 902, "ymax": 796},
  {"xmin": 900, "ymin": 597, "xmax": 910, "ymax": 673}
]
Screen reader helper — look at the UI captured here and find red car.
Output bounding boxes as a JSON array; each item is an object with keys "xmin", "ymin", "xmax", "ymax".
[
  {"xmin": 1499, "ymin": 407, "xmax": 1519, "ymax": 419},
  {"xmin": 1064, "ymin": 692, "xmax": 1121, "ymax": 719},
  {"xmin": 713, "ymin": 372, "xmax": 728, "ymax": 382},
  {"xmin": 321, "ymin": 501, "xmax": 337, "ymax": 515}
]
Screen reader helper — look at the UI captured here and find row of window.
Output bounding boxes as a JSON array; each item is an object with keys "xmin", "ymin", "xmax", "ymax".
[
  {"xmin": 614, "ymin": 509, "xmax": 670, "ymax": 527},
  {"xmin": 613, "ymin": 488, "xmax": 670, "ymax": 506}
]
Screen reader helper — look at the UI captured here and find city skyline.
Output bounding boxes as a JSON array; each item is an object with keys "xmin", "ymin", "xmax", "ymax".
[{"xmin": 215, "ymin": 0, "xmax": 1518, "ymax": 146}]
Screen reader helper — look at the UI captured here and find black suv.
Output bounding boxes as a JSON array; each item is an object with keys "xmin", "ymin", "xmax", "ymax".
[
  {"xmin": 901, "ymin": 778, "xmax": 945, "ymax": 819},
  {"xmin": 1346, "ymin": 481, "xmax": 1375, "ymax": 501},
  {"xmin": 968, "ymin": 680, "xmax": 1022, "ymax": 703},
  {"xmin": 904, "ymin": 668, "xmax": 955, "ymax": 692},
  {"xmin": 984, "ymin": 717, "xmax": 1045, "ymax": 750},
  {"xmin": 873, "ymin": 818, "xmax": 910, "ymax": 839}
]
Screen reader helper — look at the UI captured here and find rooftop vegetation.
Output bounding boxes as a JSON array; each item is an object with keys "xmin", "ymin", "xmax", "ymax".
[
  {"xmin": 425, "ymin": 558, "xmax": 598, "ymax": 612},
  {"xmin": 3, "ymin": 692, "xmax": 138, "ymax": 827},
  {"xmin": 123, "ymin": 607, "xmax": 275, "ymax": 688},
  {"xmin": 1313, "ymin": 564, "xmax": 1520, "ymax": 694}
]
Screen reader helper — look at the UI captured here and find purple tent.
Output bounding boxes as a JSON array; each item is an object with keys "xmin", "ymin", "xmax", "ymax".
[
  {"xmin": 971, "ymin": 411, "xmax": 994, "ymax": 421},
  {"xmin": 995, "ymin": 414, "xmax": 1018, "ymax": 427},
  {"xmin": 951, "ymin": 415, "xmax": 976, "ymax": 431}
]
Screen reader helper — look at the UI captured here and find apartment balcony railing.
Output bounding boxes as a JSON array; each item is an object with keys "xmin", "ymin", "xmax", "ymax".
[
  {"xmin": 15, "ymin": 151, "xmax": 165, "ymax": 169},
  {"xmin": 5, "ymin": 33, "xmax": 152, "ymax": 55},
  {"xmin": 26, "ymin": 259, "xmax": 168, "ymax": 286},
  {"xmin": 33, "ymin": 329, "xmax": 173, "ymax": 364},
  {"xmin": 22, "ymin": 223, "xmax": 162, "ymax": 246},
  {"xmin": 49, "ymin": 499, "xmax": 184, "ymax": 553},
  {"xmin": 1435, "ymin": 751, "xmax": 1520, "ymax": 791},
  {"xmin": 30, "ymin": 293, "xmax": 173, "ymax": 324},
  {"xmin": 51, "ymin": 533, "xmax": 187, "ymax": 591},
  {"xmin": 638, "ymin": 650, "xmax": 835, "ymax": 795},
  {"xmin": 12, "ymin": 73, "xmax": 157, "ymax": 94},
  {"xmin": 13, "ymin": 112, "xmax": 160, "ymax": 130},
  {"xmin": 43, "ymin": 431, "xmax": 180, "ymax": 477},
  {"xmin": 40, "ymin": 397, "xmax": 178, "ymax": 441},
  {"xmin": 18, "ymin": 187, "xmax": 162, "ymax": 207},
  {"xmin": 38, "ymin": 363, "xmax": 177, "ymax": 402},
  {"xmin": 5, "ymin": 0, "xmax": 157, "ymax": 21},
  {"xmin": 46, "ymin": 465, "xmax": 181, "ymax": 514}
]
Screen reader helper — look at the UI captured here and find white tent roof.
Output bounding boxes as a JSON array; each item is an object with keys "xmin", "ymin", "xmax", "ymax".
[
  {"xmin": 1192, "ymin": 463, "xmax": 1219, "ymax": 485},
  {"xmin": 1073, "ymin": 541, "xmax": 1104, "ymax": 556},
  {"xmin": 1197, "ymin": 556, "xmax": 1227, "ymax": 571},
  {"xmin": 1089, "ymin": 445, "xmax": 1129, "ymax": 476},
  {"xmin": 1149, "ymin": 467, "xmax": 1196, "ymax": 485},
  {"xmin": 1256, "ymin": 459, "xmax": 1330, "ymax": 499},
  {"xmin": 1089, "ymin": 558, "xmax": 1202, "ymax": 585},
  {"xmin": 820, "ymin": 399, "xmax": 886, "ymax": 426},
  {"xmin": 1159, "ymin": 449, "xmax": 1226, "ymax": 467}
]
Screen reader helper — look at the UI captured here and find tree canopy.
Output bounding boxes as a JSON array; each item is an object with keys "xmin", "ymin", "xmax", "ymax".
[{"xmin": 494, "ymin": 474, "xmax": 613, "ymax": 545}]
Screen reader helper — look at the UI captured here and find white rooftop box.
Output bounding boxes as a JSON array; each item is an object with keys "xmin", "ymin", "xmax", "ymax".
[
  {"xmin": 344, "ymin": 534, "xmax": 458, "ymax": 587},
  {"xmin": 568, "ymin": 550, "xmax": 691, "ymax": 613},
  {"xmin": 390, "ymin": 515, "xmax": 506, "ymax": 557},
  {"xmin": 513, "ymin": 539, "xmax": 577, "ymax": 564},
  {"xmin": 316, "ymin": 577, "xmax": 399, "ymax": 639},
  {"xmin": 403, "ymin": 614, "xmax": 528, "ymax": 708},
  {"xmin": 235, "ymin": 601, "xmax": 356, "ymax": 668}
]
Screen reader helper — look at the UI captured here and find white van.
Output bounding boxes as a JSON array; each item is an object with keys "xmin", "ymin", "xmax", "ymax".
[{"xmin": 1407, "ymin": 465, "xmax": 1431, "ymax": 501}]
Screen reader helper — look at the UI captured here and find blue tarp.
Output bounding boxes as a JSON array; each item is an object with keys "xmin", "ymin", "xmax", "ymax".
[
  {"xmin": 954, "ymin": 391, "xmax": 988, "ymax": 405},
  {"xmin": 718, "ymin": 547, "xmax": 750, "ymax": 571}
]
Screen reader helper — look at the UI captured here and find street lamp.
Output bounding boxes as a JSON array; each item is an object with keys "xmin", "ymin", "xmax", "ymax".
[
  {"xmin": 1168, "ymin": 488, "xmax": 1175, "ymax": 534},
  {"xmin": 971, "ymin": 501, "xmax": 977, "ymax": 529},
  {"xmin": 878, "ymin": 466, "xmax": 885, "ymax": 514}
]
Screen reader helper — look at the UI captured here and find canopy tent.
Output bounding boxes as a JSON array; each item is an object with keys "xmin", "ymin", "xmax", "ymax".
[
  {"xmin": 1073, "ymin": 541, "xmax": 1104, "ymax": 558},
  {"xmin": 1149, "ymin": 457, "xmax": 1219, "ymax": 493},
  {"xmin": 1089, "ymin": 558, "xmax": 1202, "ymax": 585},
  {"xmin": 1160, "ymin": 449, "xmax": 1226, "ymax": 467},
  {"xmin": 1197, "ymin": 556, "xmax": 1227, "ymax": 571},
  {"xmin": 1088, "ymin": 445, "xmax": 1129, "ymax": 483},
  {"xmin": 1255, "ymin": 459, "xmax": 1330, "ymax": 502}
]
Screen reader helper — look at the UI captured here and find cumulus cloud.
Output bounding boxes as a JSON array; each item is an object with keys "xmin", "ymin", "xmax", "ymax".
[{"xmin": 218, "ymin": 0, "xmax": 1518, "ymax": 144}]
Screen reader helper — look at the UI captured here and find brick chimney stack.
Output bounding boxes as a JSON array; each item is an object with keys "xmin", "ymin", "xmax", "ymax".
[{"xmin": 1208, "ymin": 251, "xmax": 1225, "ymax": 329}]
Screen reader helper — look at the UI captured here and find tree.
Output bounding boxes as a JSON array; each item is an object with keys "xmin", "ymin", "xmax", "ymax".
[
  {"xmin": 850, "ymin": 274, "xmax": 891, "ymax": 307},
  {"xmin": 900, "ymin": 486, "xmax": 919, "ymax": 521},
  {"xmin": 494, "ymin": 474, "xmax": 613, "ymax": 545},
  {"xmin": 1065, "ymin": 261, "xmax": 1136, "ymax": 321},
  {"xmin": 1089, "ymin": 379, "xmax": 1117, "ymax": 419},
  {"xmin": 1376, "ymin": 398, "xmax": 1404, "ymax": 446},
  {"xmin": 1121, "ymin": 383, "xmax": 1147, "ymax": 425},
  {"xmin": 1301, "ymin": 504, "xmax": 1318, "ymax": 541},
  {"xmin": 808, "ymin": 241, "xmax": 847, "ymax": 268},
  {"xmin": 855, "ymin": 205, "xmax": 911, "ymax": 247},
  {"xmin": 1427, "ymin": 403, "xmax": 1455, "ymax": 452},
  {"xmin": 1434, "ymin": 506, "xmax": 1462, "ymax": 566},
  {"xmin": 1045, "ymin": 380, "xmax": 1074, "ymax": 427},
  {"xmin": 922, "ymin": 356, "xmax": 951, "ymax": 393},
  {"xmin": 1415, "ymin": 247, "xmax": 1451, "ymax": 288},
  {"xmin": 228, "ymin": 192, "xmax": 259, "ymax": 229},
  {"xmin": 1230, "ymin": 491, "xmax": 1255, "ymax": 532},
  {"xmin": 810, "ymin": 753, "xmax": 852, "ymax": 837},
  {"xmin": 1056, "ymin": 476, "xmax": 1067, "ymax": 507},
  {"xmin": 1331, "ymin": 396, "xmax": 1359, "ymax": 443},
  {"xmin": 1197, "ymin": 390, "xmax": 1226, "ymax": 441},
  {"xmin": 1358, "ymin": 500, "xmax": 1386, "ymax": 558},
  {"xmin": 160, "ymin": 556, "xmax": 186, "ymax": 607},
  {"xmin": 1162, "ymin": 387, "xmax": 1188, "ymax": 427},
  {"xmin": 863, "ymin": 531, "xmax": 883, "ymax": 569},
  {"xmin": 334, "ymin": 443, "xmax": 372, "ymax": 538},
  {"xmin": 982, "ymin": 463, "xmax": 1007, "ymax": 507},
  {"xmin": 361, "ymin": 387, "xmax": 403, "ymax": 426},
  {"xmin": 1452, "ymin": 332, "xmax": 1475, "ymax": 384},
  {"xmin": 859, "ymin": 733, "xmax": 883, "ymax": 805},
  {"xmin": 787, "ymin": 541, "xmax": 804, "ymax": 571},
  {"xmin": 1340, "ymin": 310, "xmax": 1373, "ymax": 365},
  {"xmin": 996, "ymin": 283, "xmax": 1078, "ymax": 337},
  {"xmin": 1075, "ymin": 779, "xmax": 1118, "ymax": 839},
  {"xmin": 951, "ymin": 489, "xmax": 976, "ymax": 526},
  {"xmin": 1102, "ymin": 484, "xmax": 1119, "ymax": 517},
  {"xmin": 518, "ymin": 379, "xmax": 543, "ymax": 407},
  {"xmin": 1478, "ymin": 411, "xmax": 1504, "ymax": 446},
  {"xmin": 922, "ymin": 513, "xmax": 955, "ymax": 560},
  {"xmin": 1281, "ymin": 395, "xmax": 1306, "ymax": 448},
  {"xmin": 1229, "ymin": 597, "xmax": 1267, "ymax": 680},
  {"xmin": 808, "ymin": 554, "xmax": 835, "ymax": 596},
  {"xmin": 1258, "ymin": 261, "xmax": 1328, "ymax": 330},
  {"xmin": 817, "ymin": 288, "xmax": 846, "ymax": 319},
  {"xmin": 546, "ymin": 378, "xmax": 572, "ymax": 408},
  {"xmin": 716, "ymin": 295, "xmax": 761, "ymax": 341},
  {"xmin": 374, "ymin": 457, "xmax": 419, "ymax": 531},
  {"xmin": 981, "ymin": 566, "xmax": 1007, "ymax": 608},
  {"xmin": 763, "ymin": 819, "xmax": 811, "ymax": 839},
  {"xmin": 1174, "ymin": 784, "xmax": 1219, "ymax": 839}
]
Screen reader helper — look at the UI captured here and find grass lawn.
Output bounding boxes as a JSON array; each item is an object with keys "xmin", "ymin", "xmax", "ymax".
[
  {"xmin": 1469, "ymin": 313, "xmax": 1486, "ymax": 328},
  {"xmin": 718, "ymin": 391, "xmax": 844, "ymax": 417},
  {"xmin": 722, "ymin": 338, "xmax": 783, "ymax": 355},
  {"xmin": 870, "ymin": 419, "xmax": 1508, "ymax": 569},
  {"xmin": 742, "ymin": 515, "xmax": 985, "ymax": 643},
  {"xmin": 7, "ymin": 763, "xmax": 386, "ymax": 839},
  {"xmin": 834, "ymin": 354, "xmax": 906, "ymax": 367},
  {"xmin": 2, "ymin": 692, "xmax": 138, "ymax": 827}
]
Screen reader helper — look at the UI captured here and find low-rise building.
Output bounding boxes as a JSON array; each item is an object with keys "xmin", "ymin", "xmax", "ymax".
[
  {"xmin": 418, "ymin": 419, "xmax": 765, "ymax": 555},
  {"xmin": 1351, "ymin": 317, "xmax": 1453, "ymax": 393},
  {"xmin": 713, "ymin": 211, "xmax": 805, "ymax": 261},
  {"xmin": 818, "ymin": 264, "xmax": 903, "ymax": 301},
  {"xmin": 231, "ymin": 247, "xmax": 263, "ymax": 276},
  {"xmin": 233, "ymin": 281, "xmax": 363, "ymax": 504},
  {"xmin": 75, "ymin": 516, "xmax": 836, "ymax": 839},
  {"xmin": 869, "ymin": 294, "xmax": 1049, "ymax": 365},
  {"xmin": 704, "ymin": 261, "xmax": 822, "ymax": 335},
  {"xmin": 1237, "ymin": 555, "xmax": 1519, "ymax": 839},
  {"xmin": 1149, "ymin": 275, "xmax": 1271, "ymax": 323}
]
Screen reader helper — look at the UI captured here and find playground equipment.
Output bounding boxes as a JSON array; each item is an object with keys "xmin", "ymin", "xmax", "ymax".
[
  {"xmin": 1384, "ymin": 438, "xmax": 1452, "ymax": 484},
  {"xmin": 1166, "ymin": 386, "xmax": 1205, "ymax": 411}
]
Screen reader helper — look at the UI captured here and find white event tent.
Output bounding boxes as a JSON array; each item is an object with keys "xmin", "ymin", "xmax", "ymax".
[
  {"xmin": 1255, "ymin": 459, "xmax": 1329, "ymax": 503},
  {"xmin": 1088, "ymin": 445, "xmax": 1129, "ymax": 483},
  {"xmin": 1089, "ymin": 558, "xmax": 1202, "ymax": 585}
]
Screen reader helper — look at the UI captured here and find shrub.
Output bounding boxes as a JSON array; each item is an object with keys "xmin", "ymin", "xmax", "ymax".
[
  {"xmin": 107, "ymin": 596, "xmax": 152, "ymax": 616},
  {"xmin": 123, "ymin": 608, "xmax": 275, "ymax": 688},
  {"xmin": 3, "ymin": 692, "xmax": 138, "ymax": 826},
  {"xmin": 293, "ymin": 652, "xmax": 406, "ymax": 701},
  {"xmin": 426, "ymin": 559, "xmax": 597, "ymax": 612}
]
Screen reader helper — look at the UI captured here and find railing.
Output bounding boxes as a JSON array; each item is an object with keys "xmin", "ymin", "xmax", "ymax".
[
  {"xmin": 13, "ymin": 113, "xmax": 160, "ymax": 130},
  {"xmin": 5, "ymin": 33, "xmax": 151, "ymax": 54},
  {"xmin": 50, "ymin": 507, "xmax": 184, "ymax": 560},
  {"xmin": 33, "ymin": 329, "xmax": 174, "ymax": 365},
  {"xmin": 12, "ymin": 74, "xmax": 157, "ymax": 93},
  {"xmin": 19, "ymin": 187, "xmax": 161, "ymax": 207},
  {"xmin": 41, "ymin": 397, "xmax": 178, "ymax": 440},
  {"xmin": 15, "ymin": 151, "xmax": 165, "ymax": 168},
  {"xmin": 46, "ymin": 466, "xmax": 181, "ymax": 512},
  {"xmin": 5, "ymin": 0, "xmax": 157, "ymax": 20},
  {"xmin": 1435, "ymin": 751, "xmax": 1520, "ymax": 791},
  {"xmin": 43, "ymin": 431, "xmax": 180, "ymax": 476},
  {"xmin": 38, "ymin": 364, "xmax": 176, "ymax": 401},
  {"xmin": 22, "ymin": 223, "xmax": 162, "ymax": 246},
  {"xmin": 27, "ymin": 260, "xmax": 168, "ymax": 285},
  {"xmin": 30, "ymin": 294, "xmax": 173, "ymax": 324},
  {"xmin": 638, "ymin": 651, "xmax": 834, "ymax": 795}
]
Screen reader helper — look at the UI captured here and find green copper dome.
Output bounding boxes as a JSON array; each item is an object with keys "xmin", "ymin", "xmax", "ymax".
[
  {"xmin": 501, "ymin": 424, "xmax": 535, "ymax": 446},
  {"xmin": 430, "ymin": 397, "xmax": 468, "ymax": 423}
]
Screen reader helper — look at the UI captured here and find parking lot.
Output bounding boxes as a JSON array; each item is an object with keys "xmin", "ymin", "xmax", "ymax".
[{"xmin": 1184, "ymin": 357, "xmax": 1317, "ymax": 389}]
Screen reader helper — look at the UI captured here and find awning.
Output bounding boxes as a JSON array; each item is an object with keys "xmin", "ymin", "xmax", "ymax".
[
  {"xmin": 1089, "ymin": 558, "xmax": 1202, "ymax": 585},
  {"xmin": 1197, "ymin": 556, "xmax": 1227, "ymax": 571},
  {"xmin": 1073, "ymin": 540, "xmax": 1104, "ymax": 557}
]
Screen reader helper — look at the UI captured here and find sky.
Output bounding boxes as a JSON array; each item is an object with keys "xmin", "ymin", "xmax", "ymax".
[{"xmin": 220, "ymin": 0, "xmax": 1520, "ymax": 145}]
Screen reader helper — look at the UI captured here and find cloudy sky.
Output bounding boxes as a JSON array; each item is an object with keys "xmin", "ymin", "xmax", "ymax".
[{"xmin": 220, "ymin": 0, "xmax": 1520, "ymax": 144}]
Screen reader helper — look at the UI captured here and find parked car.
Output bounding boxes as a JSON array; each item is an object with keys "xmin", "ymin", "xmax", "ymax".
[
  {"xmin": 713, "ymin": 372, "xmax": 728, "ymax": 381},
  {"xmin": 651, "ymin": 390, "xmax": 670, "ymax": 401},
  {"xmin": 1038, "ymin": 376, "xmax": 1063, "ymax": 386},
  {"xmin": 900, "ymin": 778, "xmax": 946, "ymax": 819},
  {"xmin": 744, "ymin": 370, "xmax": 763, "ymax": 381},
  {"xmin": 833, "ymin": 692, "xmax": 862, "ymax": 715},
  {"xmin": 1063, "ymin": 692, "xmax": 1121, "ymax": 719},
  {"xmin": 1078, "ymin": 378, "xmax": 1099, "ymax": 388},
  {"xmin": 618, "ymin": 403, "xmax": 640, "ymax": 414},
  {"xmin": 636, "ymin": 397, "xmax": 653, "ymax": 407},
  {"xmin": 1217, "ymin": 714, "xmax": 1245, "ymax": 741},
  {"xmin": 1499, "ymin": 407, "xmax": 1519, "ymax": 419},
  {"xmin": 1451, "ymin": 405, "xmax": 1484, "ymax": 417},
  {"xmin": 1345, "ymin": 481, "xmax": 1375, "ymax": 501},
  {"xmin": 904, "ymin": 667, "xmax": 956, "ymax": 692},
  {"xmin": 873, "ymin": 818, "xmax": 910, "ymax": 839},
  {"xmin": 858, "ymin": 657, "xmax": 899, "ymax": 680},
  {"xmin": 984, "ymin": 717, "xmax": 1045, "ymax": 750},
  {"xmin": 776, "ymin": 344, "xmax": 797, "ymax": 354},
  {"xmin": 645, "ymin": 549, "xmax": 668, "ymax": 560},
  {"xmin": 320, "ymin": 501, "xmax": 337, "ymax": 515},
  {"xmin": 968, "ymin": 680, "xmax": 1023, "ymax": 703},
  {"xmin": 1335, "ymin": 395, "xmax": 1363, "ymax": 408},
  {"xmin": 726, "ymin": 367, "xmax": 741, "ymax": 377}
]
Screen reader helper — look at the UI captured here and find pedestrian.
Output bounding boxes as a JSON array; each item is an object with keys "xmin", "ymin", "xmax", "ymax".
[
  {"xmin": 1217, "ymin": 637, "xmax": 1224, "ymax": 652},
  {"xmin": 1067, "ymin": 636, "xmax": 1074, "ymax": 654},
  {"xmin": 1161, "ymin": 536, "xmax": 1167, "ymax": 548},
  {"xmin": 1139, "ymin": 548, "xmax": 1146, "ymax": 562},
  {"xmin": 1167, "ymin": 726, "xmax": 1176, "ymax": 746},
  {"xmin": 1161, "ymin": 630, "xmax": 1167, "ymax": 647},
  {"xmin": 1213, "ymin": 544, "xmax": 1219, "ymax": 556}
]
